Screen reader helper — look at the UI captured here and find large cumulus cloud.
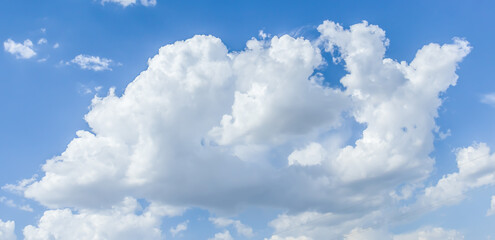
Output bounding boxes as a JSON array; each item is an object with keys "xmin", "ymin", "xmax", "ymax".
[
  {"xmin": 23, "ymin": 32, "xmax": 351, "ymax": 212},
  {"xmin": 8, "ymin": 20, "xmax": 483, "ymax": 239}
]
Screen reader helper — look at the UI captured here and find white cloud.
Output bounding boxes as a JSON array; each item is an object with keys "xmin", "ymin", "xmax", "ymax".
[
  {"xmin": 438, "ymin": 128, "xmax": 451, "ymax": 140},
  {"xmin": 170, "ymin": 220, "xmax": 188, "ymax": 237},
  {"xmin": 394, "ymin": 227, "xmax": 464, "ymax": 240},
  {"xmin": 37, "ymin": 38, "xmax": 47, "ymax": 45},
  {"xmin": 288, "ymin": 142, "xmax": 326, "ymax": 166},
  {"xmin": 259, "ymin": 30, "xmax": 267, "ymax": 39},
  {"xmin": 487, "ymin": 196, "xmax": 495, "ymax": 216},
  {"xmin": 53, "ymin": 43, "xmax": 59, "ymax": 49},
  {"xmin": 481, "ymin": 93, "xmax": 495, "ymax": 106},
  {"xmin": 9, "ymin": 20, "xmax": 476, "ymax": 238},
  {"xmin": 100, "ymin": 0, "xmax": 156, "ymax": 7},
  {"xmin": 317, "ymin": 21, "xmax": 471, "ymax": 184},
  {"xmin": 22, "ymin": 34, "xmax": 347, "ymax": 211},
  {"xmin": 140, "ymin": 0, "xmax": 156, "ymax": 6},
  {"xmin": 23, "ymin": 197, "xmax": 176, "ymax": 240},
  {"xmin": 345, "ymin": 228, "xmax": 392, "ymax": 240},
  {"xmin": 209, "ymin": 35, "xmax": 348, "ymax": 146},
  {"xmin": 101, "ymin": 0, "xmax": 136, "ymax": 7},
  {"xmin": 0, "ymin": 219, "xmax": 16, "ymax": 240},
  {"xmin": 78, "ymin": 85, "xmax": 104, "ymax": 95},
  {"xmin": 0, "ymin": 196, "xmax": 33, "ymax": 212},
  {"xmin": 2, "ymin": 175, "xmax": 37, "ymax": 195},
  {"xmin": 414, "ymin": 143, "xmax": 495, "ymax": 210},
  {"xmin": 3, "ymin": 39, "xmax": 36, "ymax": 59},
  {"xmin": 209, "ymin": 230, "xmax": 233, "ymax": 240},
  {"xmin": 268, "ymin": 211, "xmax": 386, "ymax": 240},
  {"xmin": 210, "ymin": 217, "xmax": 253, "ymax": 237},
  {"xmin": 70, "ymin": 54, "xmax": 113, "ymax": 71},
  {"xmin": 269, "ymin": 218, "xmax": 464, "ymax": 240}
]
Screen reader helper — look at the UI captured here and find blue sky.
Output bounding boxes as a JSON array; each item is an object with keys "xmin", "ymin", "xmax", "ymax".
[{"xmin": 1, "ymin": 0, "xmax": 495, "ymax": 239}]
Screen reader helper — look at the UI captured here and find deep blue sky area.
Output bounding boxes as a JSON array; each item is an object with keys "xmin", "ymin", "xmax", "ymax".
[{"xmin": 1, "ymin": 1, "xmax": 494, "ymax": 239}]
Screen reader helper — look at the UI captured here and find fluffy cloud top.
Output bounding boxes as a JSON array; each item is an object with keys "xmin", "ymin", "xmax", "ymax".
[
  {"xmin": 0, "ymin": 219, "xmax": 16, "ymax": 240},
  {"xmin": 3, "ymin": 39, "xmax": 36, "ymax": 59},
  {"xmin": 23, "ymin": 197, "xmax": 181, "ymax": 240},
  {"xmin": 70, "ymin": 54, "xmax": 113, "ymax": 71},
  {"xmin": 9, "ymin": 20, "xmax": 477, "ymax": 239},
  {"xmin": 23, "ymin": 33, "xmax": 352, "ymax": 211}
]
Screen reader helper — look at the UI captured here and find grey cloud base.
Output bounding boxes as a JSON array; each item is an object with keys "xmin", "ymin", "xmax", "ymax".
[{"xmin": 8, "ymin": 20, "xmax": 491, "ymax": 239}]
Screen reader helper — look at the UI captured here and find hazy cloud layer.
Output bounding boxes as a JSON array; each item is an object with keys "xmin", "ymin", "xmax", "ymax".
[{"xmin": 481, "ymin": 93, "xmax": 495, "ymax": 106}]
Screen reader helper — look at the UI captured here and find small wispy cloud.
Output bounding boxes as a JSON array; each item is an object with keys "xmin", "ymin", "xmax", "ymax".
[
  {"xmin": 2, "ymin": 175, "xmax": 38, "ymax": 195},
  {"xmin": 170, "ymin": 220, "xmax": 188, "ymax": 237},
  {"xmin": 258, "ymin": 30, "xmax": 270, "ymax": 39},
  {"xmin": 488, "ymin": 196, "xmax": 495, "ymax": 216},
  {"xmin": 78, "ymin": 84, "xmax": 103, "ymax": 95},
  {"xmin": 69, "ymin": 54, "xmax": 114, "ymax": 71},
  {"xmin": 0, "ymin": 196, "xmax": 33, "ymax": 212},
  {"xmin": 439, "ymin": 129, "xmax": 451, "ymax": 140},
  {"xmin": 140, "ymin": 0, "xmax": 156, "ymax": 6},
  {"xmin": 481, "ymin": 93, "xmax": 495, "ymax": 106},
  {"xmin": 37, "ymin": 38, "xmax": 47, "ymax": 45},
  {"xmin": 100, "ymin": 0, "xmax": 156, "ymax": 7},
  {"xmin": 3, "ymin": 39, "xmax": 36, "ymax": 59}
]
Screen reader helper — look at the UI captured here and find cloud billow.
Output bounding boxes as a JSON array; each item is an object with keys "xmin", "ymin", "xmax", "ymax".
[
  {"xmin": 3, "ymin": 38, "xmax": 36, "ymax": 59},
  {"xmin": 8, "ymin": 20, "xmax": 487, "ymax": 239}
]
